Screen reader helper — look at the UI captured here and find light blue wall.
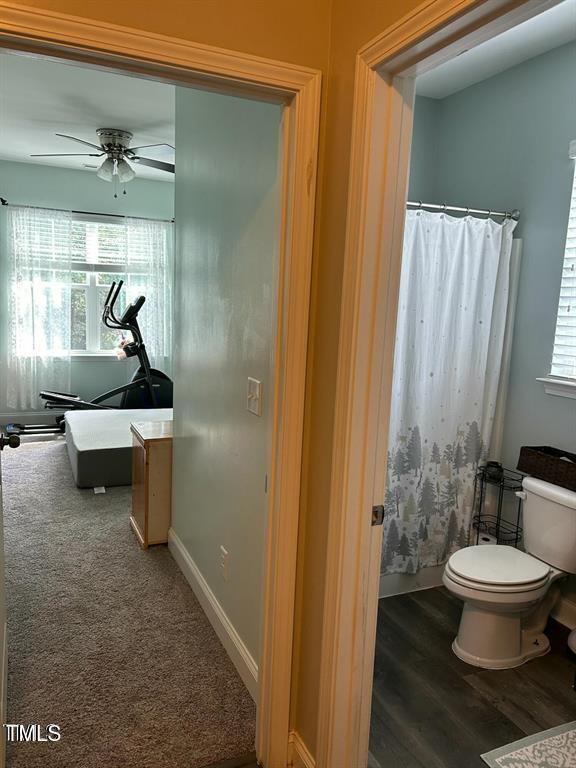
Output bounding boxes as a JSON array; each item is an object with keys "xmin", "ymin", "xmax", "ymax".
[
  {"xmin": 0, "ymin": 160, "xmax": 174, "ymax": 414},
  {"xmin": 172, "ymin": 86, "xmax": 281, "ymax": 673},
  {"xmin": 408, "ymin": 41, "xmax": 576, "ymax": 471},
  {"xmin": 407, "ymin": 96, "xmax": 440, "ymax": 203},
  {"xmin": 0, "ymin": 159, "xmax": 174, "ymax": 218}
]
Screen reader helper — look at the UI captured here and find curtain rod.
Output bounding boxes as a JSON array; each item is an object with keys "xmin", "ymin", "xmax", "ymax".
[
  {"xmin": 0, "ymin": 199, "xmax": 174, "ymax": 224},
  {"xmin": 407, "ymin": 200, "xmax": 520, "ymax": 221}
]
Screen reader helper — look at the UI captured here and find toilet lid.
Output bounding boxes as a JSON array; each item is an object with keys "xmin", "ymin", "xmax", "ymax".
[{"xmin": 448, "ymin": 545, "xmax": 550, "ymax": 586}]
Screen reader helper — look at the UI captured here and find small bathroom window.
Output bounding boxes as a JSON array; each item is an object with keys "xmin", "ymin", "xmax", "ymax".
[{"xmin": 549, "ymin": 142, "xmax": 576, "ymax": 381}]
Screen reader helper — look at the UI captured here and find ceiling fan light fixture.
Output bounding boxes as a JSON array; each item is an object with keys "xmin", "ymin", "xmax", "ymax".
[
  {"xmin": 116, "ymin": 158, "xmax": 136, "ymax": 183},
  {"xmin": 97, "ymin": 157, "xmax": 115, "ymax": 182}
]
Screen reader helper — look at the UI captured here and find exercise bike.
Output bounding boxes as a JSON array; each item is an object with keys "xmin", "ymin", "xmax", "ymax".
[{"xmin": 7, "ymin": 280, "xmax": 173, "ymax": 436}]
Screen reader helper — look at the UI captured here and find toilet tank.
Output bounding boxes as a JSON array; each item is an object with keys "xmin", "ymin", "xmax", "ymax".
[{"xmin": 521, "ymin": 477, "xmax": 576, "ymax": 573}]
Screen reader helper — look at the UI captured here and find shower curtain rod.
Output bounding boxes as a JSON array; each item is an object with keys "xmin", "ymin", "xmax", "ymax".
[
  {"xmin": 407, "ymin": 200, "xmax": 520, "ymax": 221},
  {"xmin": 0, "ymin": 198, "xmax": 174, "ymax": 224}
]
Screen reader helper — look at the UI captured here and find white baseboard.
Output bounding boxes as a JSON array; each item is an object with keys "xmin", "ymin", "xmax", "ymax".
[
  {"xmin": 289, "ymin": 731, "xmax": 315, "ymax": 768},
  {"xmin": 167, "ymin": 528, "xmax": 258, "ymax": 701},
  {"xmin": 552, "ymin": 596, "xmax": 576, "ymax": 630}
]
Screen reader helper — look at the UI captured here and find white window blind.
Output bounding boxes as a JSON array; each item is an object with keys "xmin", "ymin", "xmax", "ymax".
[
  {"xmin": 70, "ymin": 217, "xmax": 154, "ymax": 269},
  {"xmin": 8, "ymin": 207, "xmax": 172, "ymax": 356},
  {"xmin": 68, "ymin": 217, "xmax": 153, "ymax": 353},
  {"xmin": 550, "ymin": 159, "xmax": 576, "ymax": 379}
]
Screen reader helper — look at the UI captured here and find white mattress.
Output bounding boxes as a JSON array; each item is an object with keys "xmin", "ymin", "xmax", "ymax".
[
  {"xmin": 65, "ymin": 408, "xmax": 173, "ymax": 487},
  {"xmin": 65, "ymin": 408, "xmax": 172, "ymax": 451}
]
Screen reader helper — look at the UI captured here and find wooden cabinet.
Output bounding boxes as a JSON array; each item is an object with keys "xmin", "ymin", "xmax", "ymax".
[{"xmin": 130, "ymin": 420, "xmax": 173, "ymax": 548}]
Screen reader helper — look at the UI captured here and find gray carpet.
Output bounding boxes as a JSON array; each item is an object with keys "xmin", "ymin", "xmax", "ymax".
[{"xmin": 2, "ymin": 439, "xmax": 256, "ymax": 768}]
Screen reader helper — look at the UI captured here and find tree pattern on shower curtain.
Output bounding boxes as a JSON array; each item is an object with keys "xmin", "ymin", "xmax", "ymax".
[
  {"xmin": 382, "ymin": 421, "xmax": 486, "ymax": 573},
  {"xmin": 380, "ymin": 210, "xmax": 517, "ymax": 576}
]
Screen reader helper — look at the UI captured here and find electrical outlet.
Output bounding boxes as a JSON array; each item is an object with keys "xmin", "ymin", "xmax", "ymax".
[{"xmin": 220, "ymin": 545, "xmax": 229, "ymax": 582}]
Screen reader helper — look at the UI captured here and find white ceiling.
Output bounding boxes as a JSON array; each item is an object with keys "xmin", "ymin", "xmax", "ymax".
[
  {"xmin": 0, "ymin": 52, "xmax": 175, "ymax": 181},
  {"xmin": 416, "ymin": 0, "xmax": 576, "ymax": 99}
]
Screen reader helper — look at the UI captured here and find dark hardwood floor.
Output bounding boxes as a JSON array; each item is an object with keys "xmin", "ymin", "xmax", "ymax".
[{"xmin": 369, "ymin": 587, "xmax": 576, "ymax": 768}]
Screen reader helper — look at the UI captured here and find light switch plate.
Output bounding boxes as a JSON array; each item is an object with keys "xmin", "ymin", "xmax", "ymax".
[{"xmin": 247, "ymin": 377, "xmax": 262, "ymax": 416}]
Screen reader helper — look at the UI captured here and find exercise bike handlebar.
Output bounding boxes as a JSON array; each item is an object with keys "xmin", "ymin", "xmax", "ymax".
[
  {"xmin": 102, "ymin": 280, "xmax": 125, "ymax": 328},
  {"xmin": 103, "ymin": 280, "xmax": 116, "ymax": 309},
  {"xmin": 101, "ymin": 281, "xmax": 144, "ymax": 348}
]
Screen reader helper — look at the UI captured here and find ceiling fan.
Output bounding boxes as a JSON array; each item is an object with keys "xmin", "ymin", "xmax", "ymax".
[{"xmin": 30, "ymin": 128, "xmax": 175, "ymax": 184}]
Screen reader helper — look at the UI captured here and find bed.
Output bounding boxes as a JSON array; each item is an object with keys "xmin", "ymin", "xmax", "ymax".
[{"xmin": 65, "ymin": 408, "xmax": 173, "ymax": 488}]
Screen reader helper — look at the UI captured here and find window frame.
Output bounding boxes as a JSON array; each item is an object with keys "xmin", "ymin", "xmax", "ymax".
[
  {"xmin": 70, "ymin": 261, "xmax": 127, "ymax": 357},
  {"xmin": 67, "ymin": 212, "xmax": 152, "ymax": 356},
  {"xmin": 540, "ymin": 142, "xmax": 576, "ymax": 398}
]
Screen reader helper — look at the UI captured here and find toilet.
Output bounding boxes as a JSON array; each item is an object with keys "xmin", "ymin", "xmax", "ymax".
[{"xmin": 443, "ymin": 476, "xmax": 576, "ymax": 669}]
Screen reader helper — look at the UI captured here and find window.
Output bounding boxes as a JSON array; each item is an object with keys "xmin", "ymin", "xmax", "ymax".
[
  {"xmin": 9, "ymin": 209, "xmax": 172, "ymax": 357},
  {"xmin": 550, "ymin": 152, "xmax": 576, "ymax": 380},
  {"xmin": 6, "ymin": 206, "xmax": 172, "ymax": 410},
  {"xmin": 68, "ymin": 216, "xmax": 155, "ymax": 353}
]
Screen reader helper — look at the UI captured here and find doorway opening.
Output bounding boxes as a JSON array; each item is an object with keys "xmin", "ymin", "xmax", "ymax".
[
  {"xmin": 0, "ymin": 9, "xmax": 320, "ymax": 768},
  {"xmin": 319, "ymin": 1, "xmax": 576, "ymax": 767}
]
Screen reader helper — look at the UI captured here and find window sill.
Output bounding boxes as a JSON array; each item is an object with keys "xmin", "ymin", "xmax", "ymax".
[
  {"xmin": 536, "ymin": 377, "xmax": 576, "ymax": 400},
  {"xmin": 71, "ymin": 353, "xmax": 118, "ymax": 362}
]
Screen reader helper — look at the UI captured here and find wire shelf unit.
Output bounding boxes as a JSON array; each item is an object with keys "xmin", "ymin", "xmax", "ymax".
[{"xmin": 471, "ymin": 464, "xmax": 524, "ymax": 547}]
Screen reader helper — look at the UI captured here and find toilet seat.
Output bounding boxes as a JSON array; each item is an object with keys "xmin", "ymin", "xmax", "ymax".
[
  {"xmin": 444, "ymin": 562, "xmax": 550, "ymax": 593},
  {"xmin": 446, "ymin": 545, "xmax": 551, "ymax": 593}
]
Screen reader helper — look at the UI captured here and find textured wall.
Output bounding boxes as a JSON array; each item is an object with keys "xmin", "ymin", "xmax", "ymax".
[
  {"xmin": 172, "ymin": 86, "xmax": 281, "ymax": 664},
  {"xmin": 7, "ymin": 0, "xmax": 331, "ymax": 70}
]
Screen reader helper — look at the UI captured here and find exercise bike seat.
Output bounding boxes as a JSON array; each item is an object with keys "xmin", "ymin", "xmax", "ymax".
[{"xmin": 41, "ymin": 390, "xmax": 82, "ymax": 402}]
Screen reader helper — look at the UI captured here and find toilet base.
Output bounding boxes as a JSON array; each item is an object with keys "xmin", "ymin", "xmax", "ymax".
[{"xmin": 453, "ymin": 630, "xmax": 550, "ymax": 669}]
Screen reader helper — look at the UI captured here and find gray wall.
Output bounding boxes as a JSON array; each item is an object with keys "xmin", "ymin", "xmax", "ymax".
[
  {"xmin": 408, "ymin": 96, "xmax": 439, "ymax": 204},
  {"xmin": 409, "ymin": 41, "xmax": 576, "ymax": 471},
  {"xmin": 0, "ymin": 160, "xmax": 174, "ymax": 414},
  {"xmin": 172, "ymin": 86, "xmax": 281, "ymax": 665}
]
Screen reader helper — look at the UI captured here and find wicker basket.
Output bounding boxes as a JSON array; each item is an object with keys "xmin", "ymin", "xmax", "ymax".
[{"xmin": 517, "ymin": 446, "xmax": 576, "ymax": 493}]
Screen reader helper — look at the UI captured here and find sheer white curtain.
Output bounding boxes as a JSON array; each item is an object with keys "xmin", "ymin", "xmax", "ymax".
[
  {"xmin": 124, "ymin": 217, "xmax": 173, "ymax": 375},
  {"xmin": 6, "ymin": 206, "xmax": 73, "ymax": 410},
  {"xmin": 382, "ymin": 210, "xmax": 517, "ymax": 575}
]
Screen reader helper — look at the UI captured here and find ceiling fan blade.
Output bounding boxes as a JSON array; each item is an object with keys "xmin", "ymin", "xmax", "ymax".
[
  {"xmin": 30, "ymin": 153, "xmax": 104, "ymax": 157},
  {"xmin": 55, "ymin": 133, "xmax": 103, "ymax": 151},
  {"xmin": 127, "ymin": 143, "xmax": 174, "ymax": 154},
  {"xmin": 132, "ymin": 156, "xmax": 175, "ymax": 173}
]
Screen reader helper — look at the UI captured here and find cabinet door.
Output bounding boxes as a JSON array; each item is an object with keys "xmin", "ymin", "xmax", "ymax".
[
  {"xmin": 147, "ymin": 442, "xmax": 172, "ymax": 544},
  {"xmin": 131, "ymin": 436, "xmax": 147, "ymax": 546}
]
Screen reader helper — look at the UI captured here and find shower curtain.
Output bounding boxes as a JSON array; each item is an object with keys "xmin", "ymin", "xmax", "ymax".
[{"xmin": 382, "ymin": 210, "xmax": 517, "ymax": 576}]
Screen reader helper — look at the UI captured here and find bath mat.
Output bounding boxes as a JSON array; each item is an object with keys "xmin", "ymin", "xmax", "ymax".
[{"xmin": 481, "ymin": 722, "xmax": 576, "ymax": 767}]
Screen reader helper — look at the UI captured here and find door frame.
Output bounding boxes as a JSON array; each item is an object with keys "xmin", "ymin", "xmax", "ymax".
[
  {"xmin": 0, "ymin": 4, "xmax": 321, "ymax": 767},
  {"xmin": 316, "ymin": 1, "xmax": 565, "ymax": 766}
]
